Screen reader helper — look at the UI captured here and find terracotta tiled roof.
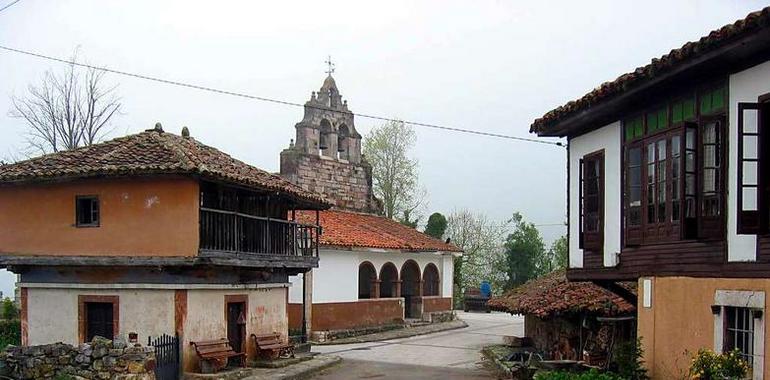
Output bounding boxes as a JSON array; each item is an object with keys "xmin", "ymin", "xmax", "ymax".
[
  {"xmin": 531, "ymin": 6, "xmax": 770, "ymax": 135},
  {"xmin": 488, "ymin": 270, "xmax": 636, "ymax": 318},
  {"xmin": 0, "ymin": 128, "xmax": 330, "ymax": 208},
  {"xmin": 297, "ymin": 209, "xmax": 462, "ymax": 252}
]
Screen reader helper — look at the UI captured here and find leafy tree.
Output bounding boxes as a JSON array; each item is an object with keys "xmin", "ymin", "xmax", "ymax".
[
  {"xmin": 424, "ymin": 212, "xmax": 448, "ymax": 239},
  {"xmin": 549, "ymin": 235, "xmax": 568, "ymax": 270},
  {"xmin": 10, "ymin": 51, "xmax": 121, "ymax": 155},
  {"xmin": 363, "ymin": 121, "xmax": 424, "ymax": 219},
  {"xmin": 446, "ymin": 210, "xmax": 509, "ymax": 298},
  {"xmin": 504, "ymin": 212, "xmax": 546, "ymax": 288},
  {"xmin": 398, "ymin": 209, "xmax": 419, "ymax": 228},
  {"xmin": 1, "ymin": 298, "xmax": 18, "ymax": 320}
]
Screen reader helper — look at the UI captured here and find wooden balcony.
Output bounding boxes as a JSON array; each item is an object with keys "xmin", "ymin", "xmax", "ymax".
[{"xmin": 198, "ymin": 207, "xmax": 320, "ymax": 267}]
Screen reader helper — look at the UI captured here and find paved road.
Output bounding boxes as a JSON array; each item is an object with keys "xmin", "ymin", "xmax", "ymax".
[{"xmin": 311, "ymin": 311, "xmax": 524, "ymax": 379}]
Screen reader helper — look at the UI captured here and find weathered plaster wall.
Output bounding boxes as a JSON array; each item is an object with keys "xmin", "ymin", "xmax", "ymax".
[
  {"xmin": 25, "ymin": 288, "xmax": 175, "ymax": 346},
  {"xmin": 568, "ymin": 121, "xmax": 622, "ymax": 268},
  {"xmin": 727, "ymin": 60, "xmax": 770, "ymax": 261},
  {"xmin": 182, "ymin": 287, "xmax": 288, "ymax": 372},
  {"xmin": 0, "ymin": 177, "xmax": 199, "ymax": 257},
  {"xmin": 638, "ymin": 277, "xmax": 770, "ymax": 379}
]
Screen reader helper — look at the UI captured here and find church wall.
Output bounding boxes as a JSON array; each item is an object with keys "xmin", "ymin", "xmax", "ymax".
[{"xmin": 280, "ymin": 150, "xmax": 378, "ymax": 213}]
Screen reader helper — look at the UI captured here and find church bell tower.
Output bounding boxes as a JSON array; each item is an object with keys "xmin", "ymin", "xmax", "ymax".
[{"xmin": 280, "ymin": 60, "xmax": 381, "ymax": 214}]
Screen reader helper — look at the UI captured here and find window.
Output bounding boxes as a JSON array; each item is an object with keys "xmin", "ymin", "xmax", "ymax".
[
  {"xmin": 623, "ymin": 85, "xmax": 726, "ymax": 245},
  {"xmin": 580, "ymin": 151, "xmax": 604, "ymax": 251},
  {"xmin": 737, "ymin": 101, "xmax": 770, "ymax": 234},
  {"xmin": 724, "ymin": 306, "xmax": 756, "ymax": 366},
  {"xmin": 76, "ymin": 196, "xmax": 100, "ymax": 227}
]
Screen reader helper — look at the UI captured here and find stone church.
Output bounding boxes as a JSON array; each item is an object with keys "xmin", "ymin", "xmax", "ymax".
[
  {"xmin": 282, "ymin": 73, "xmax": 460, "ymax": 339},
  {"xmin": 279, "ymin": 74, "xmax": 381, "ymax": 214}
]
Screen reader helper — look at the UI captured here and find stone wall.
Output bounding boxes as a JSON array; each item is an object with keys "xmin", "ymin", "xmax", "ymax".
[
  {"xmin": 280, "ymin": 150, "xmax": 381, "ymax": 214},
  {"xmin": 0, "ymin": 337, "xmax": 156, "ymax": 380}
]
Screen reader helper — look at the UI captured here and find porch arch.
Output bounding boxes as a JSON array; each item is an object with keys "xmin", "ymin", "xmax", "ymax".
[
  {"xmin": 379, "ymin": 262, "xmax": 399, "ymax": 298},
  {"xmin": 423, "ymin": 263, "xmax": 440, "ymax": 296},
  {"xmin": 358, "ymin": 261, "xmax": 378, "ymax": 299}
]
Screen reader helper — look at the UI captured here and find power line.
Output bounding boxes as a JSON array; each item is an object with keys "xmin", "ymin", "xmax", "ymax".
[
  {"xmin": 0, "ymin": 0, "xmax": 21, "ymax": 14},
  {"xmin": 0, "ymin": 44, "xmax": 565, "ymax": 147}
]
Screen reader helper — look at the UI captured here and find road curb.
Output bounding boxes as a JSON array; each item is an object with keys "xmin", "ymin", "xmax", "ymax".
[{"xmin": 314, "ymin": 320, "xmax": 469, "ymax": 345}]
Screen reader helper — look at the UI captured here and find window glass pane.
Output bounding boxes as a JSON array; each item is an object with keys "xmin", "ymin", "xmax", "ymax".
[
  {"xmin": 743, "ymin": 161, "xmax": 758, "ymax": 186},
  {"xmin": 743, "ymin": 188, "xmax": 758, "ymax": 211},
  {"xmin": 743, "ymin": 109, "xmax": 759, "ymax": 134},
  {"xmin": 744, "ymin": 135, "xmax": 759, "ymax": 159}
]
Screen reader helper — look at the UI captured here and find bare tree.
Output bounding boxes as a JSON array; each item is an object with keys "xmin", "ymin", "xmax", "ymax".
[
  {"xmin": 9, "ymin": 53, "xmax": 121, "ymax": 155},
  {"xmin": 363, "ymin": 120, "xmax": 425, "ymax": 221},
  {"xmin": 446, "ymin": 210, "xmax": 509, "ymax": 296}
]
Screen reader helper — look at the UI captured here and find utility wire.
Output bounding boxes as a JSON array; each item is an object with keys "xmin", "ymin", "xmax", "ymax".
[
  {"xmin": 0, "ymin": 44, "xmax": 565, "ymax": 147},
  {"xmin": 0, "ymin": 0, "xmax": 21, "ymax": 14}
]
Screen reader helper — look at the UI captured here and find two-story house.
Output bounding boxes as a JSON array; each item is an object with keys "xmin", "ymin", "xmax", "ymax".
[
  {"xmin": 531, "ymin": 7, "xmax": 770, "ymax": 379},
  {"xmin": 0, "ymin": 124, "xmax": 328, "ymax": 372}
]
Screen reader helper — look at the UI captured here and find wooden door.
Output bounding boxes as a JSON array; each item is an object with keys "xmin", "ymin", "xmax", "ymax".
[{"xmin": 86, "ymin": 302, "xmax": 114, "ymax": 341}]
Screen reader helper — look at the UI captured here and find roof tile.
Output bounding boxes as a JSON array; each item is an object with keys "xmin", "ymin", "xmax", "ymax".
[
  {"xmin": 0, "ymin": 129, "xmax": 330, "ymax": 207},
  {"xmin": 297, "ymin": 210, "xmax": 462, "ymax": 252}
]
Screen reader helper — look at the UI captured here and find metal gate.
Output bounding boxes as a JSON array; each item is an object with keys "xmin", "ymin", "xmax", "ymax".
[{"xmin": 149, "ymin": 334, "xmax": 180, "ymax": 380}]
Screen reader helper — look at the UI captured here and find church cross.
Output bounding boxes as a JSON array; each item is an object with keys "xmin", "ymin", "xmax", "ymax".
[{"xmin": 325, "ymin": 55, "xmax": 335, "ymax": 75}]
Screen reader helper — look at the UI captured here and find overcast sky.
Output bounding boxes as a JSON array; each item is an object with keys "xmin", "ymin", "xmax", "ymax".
[{"xmin": 0, "ymin": 1, "xmax": 768, "ymax": 297}]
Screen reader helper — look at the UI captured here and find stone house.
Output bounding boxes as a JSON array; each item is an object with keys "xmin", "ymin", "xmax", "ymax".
[
  {"xmin": 489, "ymin": 271, "xmax": 636, "ymax": 365},
  {"xmin": 530, "ymin": 6, "xmax": 770, "ymax": 379},
  {"xmin": 280, "ymin": 75, "xmax": 461, "ymax": 335},
  {"xmin": 0, "ymin": 125, "xmax": 329, "ymax": 372}
]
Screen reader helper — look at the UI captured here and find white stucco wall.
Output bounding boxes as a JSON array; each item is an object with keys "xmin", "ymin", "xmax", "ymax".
[
  {"xmin": 568, "ymin": 121, "xmax": 622, "ymax": 268},
  {"xmin": 289, "ymin": 248, "xmax": 455, "ymax": 303},
  {"xmin": 26, "ymin": 288, "xmax": 175, "ymax": 346},
  {"xmin": 727, "ymin": 60, "xmax": 770, "ymax": 261}
]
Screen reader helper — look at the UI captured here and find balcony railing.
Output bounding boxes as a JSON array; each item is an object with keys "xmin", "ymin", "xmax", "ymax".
[{"xmin": 199, "ymin": 207, "xmax": 320, "ymax": 257}]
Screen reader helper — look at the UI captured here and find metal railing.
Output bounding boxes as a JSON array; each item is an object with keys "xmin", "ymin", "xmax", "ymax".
[{"xmin": 199, "ymin": 207, "xmax": 319, "ymax": 257}]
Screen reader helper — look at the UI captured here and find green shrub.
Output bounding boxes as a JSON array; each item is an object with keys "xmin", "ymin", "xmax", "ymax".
[
  {"xmin": 0, "ymin": 319, "xmax": 20, "ymax": 349},
  {"xmin": 534, "ymin": 369, "xmax": 624, "ymax": 380},
  {"xmin": 689, "ymin": 348, "xmax": 749, "ymax": 380},
  {"xmin": 613, "ymin": 338, "xmax": 649, "ymax": 380},
  {"xmin": 1, "ymin": 299, "xmax": 18, "ymax": 320}
]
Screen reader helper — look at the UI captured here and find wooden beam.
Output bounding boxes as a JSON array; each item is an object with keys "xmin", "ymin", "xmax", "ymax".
[{"xmin": 593, "ymin": 280, "xmax": 638, "ymax": 306}]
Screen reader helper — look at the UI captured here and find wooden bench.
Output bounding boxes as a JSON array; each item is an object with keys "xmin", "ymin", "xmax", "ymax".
[
  {"xmin": 189, "ymin": 339, "xmax": 245, "ymax": 373},
  {"xmin": 251, "ymin": 333, "xmax": 294, "ymax": 360}
]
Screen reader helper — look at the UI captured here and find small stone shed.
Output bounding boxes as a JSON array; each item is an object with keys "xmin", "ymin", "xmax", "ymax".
[{"xmin": 488, "ymin": 270, "xmax": 636, "ymax": 364}]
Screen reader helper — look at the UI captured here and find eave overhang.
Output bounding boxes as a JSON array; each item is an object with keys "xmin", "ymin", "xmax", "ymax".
[{"xmin": 535, "ymin": 27, "xmax": 770, "ymax": 139}]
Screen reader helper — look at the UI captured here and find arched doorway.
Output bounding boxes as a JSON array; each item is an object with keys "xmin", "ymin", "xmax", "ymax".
[
  {"xmin": 400, "ymin": 260, "xmax": 422, "ymax": 318},
  {"xmin": 358, "ymin": 262, "xmax": 377, "ymax": 299},
  {"xmin": 379, "ymin": 263, "xmax": 398, "ymax": 298},
  {"xmin": 423, "ymin": 263, "xmax": 440, "ymax": 297}
]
